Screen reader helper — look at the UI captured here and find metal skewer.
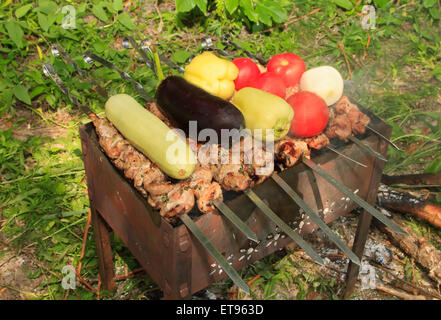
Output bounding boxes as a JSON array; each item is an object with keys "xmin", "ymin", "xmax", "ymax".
[
  {"xmin": 325, "ymin": 145, "xmax": 367, "ymax": 168},
  {"xmin": 244, "ymin": 189, "xmax": 324, "ymax": 265},
  {"xmin": 141, "ymin": 38, "xmax": 185, "ymax": 73},
  {"xmin": 214, "ymin": 200, "xmax": 258, "ymax": 243},
  {"xmin": 122, "ymin": 36, "xmax": 155, "ymax": 71},
  {"xmin": 366, "ymin": 125, "xmax": 404, "ymax": 151},
  {"xmin": 347, "ymin": 135, "xmax": 388, "ymax": 162},
  {"xmin": 220, "ymin": 33, "xmax": 267, "ymax": 65},
  {"xmin": 43, "ymin": 59, "xmax": 252, "ymax": 295},
  {"xmin": 271, "ymin": 173, "xmax": 360, "ymax": 265},
  {"xmin": 302, "ymin": 157, "xmax": 406, "ymax": 234},
  {"xmin": 123, "ymin": 36, "xmax": 185, "ymax": 73},
  {"xmin": 42, "ymin": 63, "xmax": 94, "ymax": 117}
]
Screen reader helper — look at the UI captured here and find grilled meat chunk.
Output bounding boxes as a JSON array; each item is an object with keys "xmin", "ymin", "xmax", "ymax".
[
  {"xmin": 189, "ymin": 167, "xmax": 223, "ymax": 213},
  {"xmin": 304, "ymin": 133, "xmax": 330, "ymax": 150},
  {"xmin": 275, "ymin": 137, "xmax": 310, "ymax": 167}
]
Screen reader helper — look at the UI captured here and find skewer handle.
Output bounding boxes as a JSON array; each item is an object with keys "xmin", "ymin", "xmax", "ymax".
[
  {"xmin": 82, "ymin": 51, "xmax": 154, "ymax": 103},
  {"xmin": 42, "ymin": 62, "xmax": 94, "ymax": 116}
]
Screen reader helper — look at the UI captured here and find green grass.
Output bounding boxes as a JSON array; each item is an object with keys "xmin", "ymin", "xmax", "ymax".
[{"xmin": 0, "ymin": 0, "xmax": 440, "ymax": 300}]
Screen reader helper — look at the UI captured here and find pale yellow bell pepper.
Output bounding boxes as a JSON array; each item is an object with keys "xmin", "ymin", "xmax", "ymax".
[{"xmin": 183, "ymin": 52, "xmax": 238, "ymax": 100}]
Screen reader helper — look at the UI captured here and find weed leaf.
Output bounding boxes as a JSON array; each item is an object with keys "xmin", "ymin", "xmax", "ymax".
[
  {"xmin": 176, "ymin": 0, "xmax": 196, "ymax": 12},
  {"xmin": 92, "ymin": 3, "xmax": 109, "ymax": 22},
  {"xmin": 13, "ymin": 85, "xmax": 31, "ymax": 105},
  {"xmin": 118, "ymin": 12, "xmax": 136, "ymax": 30},
  {"xmin": 334, "ymin": 0, "xmax": 354, "ymax": 11},
  {"xmin": 5, "ymin": 20, "xmax": 25, "ymax": 49},
  {"xmin": 15, "ymin": 4, "xmax": 34, "ymax": 19}
]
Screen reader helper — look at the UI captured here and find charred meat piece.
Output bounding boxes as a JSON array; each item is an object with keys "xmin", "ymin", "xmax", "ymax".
[
  {"xmin": 213, "ymin": 163, "xmax": 251, "ymax": 191},
  {"xmin": 275, "ymin": 137, "xmax": 310, "ymax": 168},
  {"xmin": 347, "ymin": 108, "xmax": 370, "ymax": 135}
]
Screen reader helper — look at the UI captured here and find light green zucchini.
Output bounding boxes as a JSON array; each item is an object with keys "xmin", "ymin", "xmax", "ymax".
[{"xmin": 105, "ymin": 94, "xmax": 196, "ymax": 179}]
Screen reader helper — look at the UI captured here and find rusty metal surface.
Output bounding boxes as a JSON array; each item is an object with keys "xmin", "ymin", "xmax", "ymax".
[{"xmin": 80, "ymin": 104, "xmax": 391, "ymax": 298}]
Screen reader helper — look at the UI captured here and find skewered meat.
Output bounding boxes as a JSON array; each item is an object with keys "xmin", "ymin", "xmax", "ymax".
[
  {"xmin": 335, "ymin": 96, "xmax": 370, "ymax": 134},
  {"xmin": 325, "ymin": 111, "xmax": 352, "ymax": 141},
  {"xmin": 91, "ymin": 95, "xmax": 372, "ymax": 221},
  {"xmin": 197, "ymin": 142, "xmax": 253, "ymax": 192},
  {"xmin": 275, "ymin": 137, "xmax": 310, "ymax": 167},
  {"xmin": 304, "ymin": 133, "xmax": 330, "ymax": 150},
  {"xmin": 189, "ymin": 166, "xmax": 223, "ymax": 212},
  {"xmin": 147, "ymin": 182, "xmax": 194, "ymax": 218},
  {"xmin": 90, "ymin": 113, "xmax": 195, "ymax": 220}
]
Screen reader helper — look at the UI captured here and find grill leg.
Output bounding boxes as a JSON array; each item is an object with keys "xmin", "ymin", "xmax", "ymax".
[
  {"xmin": 91, "ymin": 206, "xmax": 116, "ymax": 292},
  {"xmin": 343, "ymin": 209, "xmax": 373, "ymax": 298},
  {"xmin": 344, "ymin": 138, "xmax": 388, "ymax": 298}
]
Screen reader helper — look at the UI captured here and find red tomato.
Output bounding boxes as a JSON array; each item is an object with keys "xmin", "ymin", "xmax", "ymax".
[
  {"xmin": 232, "ymin": 58, "xmax": 261, "ymax": 90},
  {"xmin": 250, "ymin": 72, "xmax": 286, "ymax": 98},
  {"xmin": 287, "ymin": 91, "xmax": 329, "ymax": 138},
  {"xmin": 267, "ymin": 53, "xmax": 306, "ymax": 87}
]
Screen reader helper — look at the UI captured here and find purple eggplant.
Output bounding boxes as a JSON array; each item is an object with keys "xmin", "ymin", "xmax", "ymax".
[{"xmin": 155, "ymin": 76, "xmax": 244, "ymax": 137}]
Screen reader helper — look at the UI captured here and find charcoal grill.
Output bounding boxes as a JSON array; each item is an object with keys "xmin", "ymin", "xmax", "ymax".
[{"xmin": 79, "ymin": 104, "xmax": 391, "ymax": 299}]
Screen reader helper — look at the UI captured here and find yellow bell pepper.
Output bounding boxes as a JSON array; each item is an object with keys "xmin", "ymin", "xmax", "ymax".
[{"xmin": 183, "ymin": 52, "xmax": 238, "ymax": 100}]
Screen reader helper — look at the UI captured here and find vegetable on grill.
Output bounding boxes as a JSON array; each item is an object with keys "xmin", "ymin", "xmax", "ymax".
[
  {"xmin": 183, "ymin": 51, "xmax": 238, "ymax": 100},
  {"xmin": 299, "ymin": 66, "xmax": 344, "ymax": 106},
  {"xmin": 232, "ymin": 87, "xmax": 294, "ymax": 141},
  {"xmin": 155, "ymin": 76, "xmax": 245, "ymax": 137},
  {"xmin": 287, "ymin": 91, "xmax": 329, "ymax": 138},
  {"xmin": 267, "ymin": 52, "xmax": 305, "ymax": 87},
  {"xmin": 105, "ymin": 93, "xmax": 196, "ymax": 180},
  {"xmin": 232, "ymin": 57, "xmax": 261, "ymax": 90}
]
